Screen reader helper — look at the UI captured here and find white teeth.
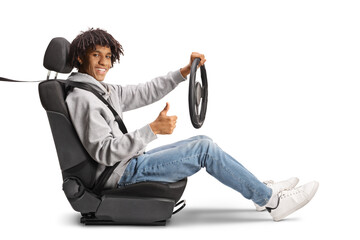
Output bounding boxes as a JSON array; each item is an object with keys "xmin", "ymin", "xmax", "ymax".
[{"xmin": 97, "ymin": 68, "xmax": 106, "ymax": 72}]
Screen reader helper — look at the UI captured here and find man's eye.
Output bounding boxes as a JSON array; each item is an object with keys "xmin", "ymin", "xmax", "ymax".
[
  {"xmin": 106, "ymin": 55, "xmax": 111, "ymax": 59},
  {"xmin": 93, "ymin": 54, "xmax": 99, "ymax": 57}
]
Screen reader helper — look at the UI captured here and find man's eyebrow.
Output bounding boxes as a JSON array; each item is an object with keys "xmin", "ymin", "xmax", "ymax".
[{"xmin": 91, "ymin": 49, "xmax": 112, "ymax": 55}]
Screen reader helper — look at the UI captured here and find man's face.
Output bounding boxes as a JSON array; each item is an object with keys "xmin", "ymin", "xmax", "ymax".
[{"xmin": 78, "ymin": 45, "xmax": 112, "ymax": 81}]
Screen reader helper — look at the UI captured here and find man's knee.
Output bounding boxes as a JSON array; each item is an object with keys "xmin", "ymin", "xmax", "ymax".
[
  {"xmin": 192, "ymin": 138, "xmax": 219, "ymax": 168},
  {"xmin": 195, "ymin": 135, "xmax": 213, "ymax": 141},
  {"xmin": 194, "ymin": 138, "xmax": 216, "ymax": 153}
]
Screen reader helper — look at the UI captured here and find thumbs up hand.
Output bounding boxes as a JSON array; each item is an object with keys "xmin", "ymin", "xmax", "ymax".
[{"xmin": 150, "ymin": 102, "xmax": 178, "ymax": 135}]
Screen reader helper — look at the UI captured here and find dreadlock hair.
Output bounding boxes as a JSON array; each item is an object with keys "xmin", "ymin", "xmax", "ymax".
[{"xmin": 69, "ymin": 28, "xmax": 124, "ymax": 69}]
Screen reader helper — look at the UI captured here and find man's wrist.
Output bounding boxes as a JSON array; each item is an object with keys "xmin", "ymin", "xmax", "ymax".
[
  {"xmin": 180, "ymin": 64, "xmax": 191, "ymax": 78},
  {"xmin": 149, "ymin": 122, "xmax": 159, "ymax": 135}
]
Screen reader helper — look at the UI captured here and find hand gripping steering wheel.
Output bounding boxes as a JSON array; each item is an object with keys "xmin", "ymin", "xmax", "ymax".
[{"xmin": 189, "ymin": 58, "xmax": 208, "ymax": 128}]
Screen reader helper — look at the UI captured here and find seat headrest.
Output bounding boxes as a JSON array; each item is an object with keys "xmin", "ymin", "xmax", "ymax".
[{"xmin": 43, "ymin": 37, "xmax": 73, "ymax": 74}]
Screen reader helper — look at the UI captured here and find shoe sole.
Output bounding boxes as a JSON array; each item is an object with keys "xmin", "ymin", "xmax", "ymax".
[
  {"xmin": 256, "ymin": 207, "xmax": 266, "ymax": 212},
  {"xmin": 273, "ymin": 181, "xmax": 319, "ymax": 222}
]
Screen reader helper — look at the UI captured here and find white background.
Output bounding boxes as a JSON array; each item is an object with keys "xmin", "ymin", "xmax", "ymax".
[{"xmin": 1, "ymin": 0, "xmax": 359, "ymax": 239}]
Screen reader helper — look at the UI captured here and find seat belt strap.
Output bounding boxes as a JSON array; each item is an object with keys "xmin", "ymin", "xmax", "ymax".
[
  {"xmin": 92, "ymin": 161, "xmax": 121, "ymax": 195},
  {"xmin": 65, "ymin": 80, "xmax": 128, "ymax": 134},
  {"xmin": 0, "ymin": 76, "xmax": 40, "ymax": 82},
  {"xmin": 63, "ymin": 81, "xmax": 129, "ymax": 194}
]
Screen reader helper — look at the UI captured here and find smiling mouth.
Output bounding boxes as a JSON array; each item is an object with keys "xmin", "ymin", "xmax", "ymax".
[{"xmin": 96, "ymin": 68, "xmax": 107, "ymax": 73}]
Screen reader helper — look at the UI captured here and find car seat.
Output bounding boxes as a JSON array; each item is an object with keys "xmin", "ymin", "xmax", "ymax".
[{"xmin": 38, "ymin": 37, "xmax": 187, "ymax": 225}]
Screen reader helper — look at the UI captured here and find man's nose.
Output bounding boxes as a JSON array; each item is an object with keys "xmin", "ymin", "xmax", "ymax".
[{"xmin": 98, "ymin": 56, "xmax": 106, "ymax": 65}]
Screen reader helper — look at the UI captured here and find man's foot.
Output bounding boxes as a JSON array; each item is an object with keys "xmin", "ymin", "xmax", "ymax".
[
  {"xmin": 255, "ymin": 177, "xmax": 299, "ymax": 211},
  {"xmin": 267, "ymin": 181, "xmax": 319, "ymax": 221}
]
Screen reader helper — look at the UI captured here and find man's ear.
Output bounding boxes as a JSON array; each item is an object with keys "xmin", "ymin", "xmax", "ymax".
[{"xmin": 77, "ymin": 56, "xmax": 83, "ymax": 65}]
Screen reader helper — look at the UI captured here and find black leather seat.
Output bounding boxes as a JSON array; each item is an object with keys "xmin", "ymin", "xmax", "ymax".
[{"xmin": 38, "ymin": 38, "xmax": 186, "ymax": 225}]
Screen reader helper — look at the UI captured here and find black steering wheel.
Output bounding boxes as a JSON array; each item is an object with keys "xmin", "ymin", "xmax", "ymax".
[{"xmin": 189, "ymin": 58, "xmax": 208, "ymax": 129}]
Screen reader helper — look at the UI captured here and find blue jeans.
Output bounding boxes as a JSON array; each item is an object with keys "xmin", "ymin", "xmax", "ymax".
[{"xmin": 118, "ymin": 135, "xmax": 272, "ymax": 206}]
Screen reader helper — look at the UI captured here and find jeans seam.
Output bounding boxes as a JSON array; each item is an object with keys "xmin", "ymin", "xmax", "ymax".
[{"xmin": 141, "ymin": 154, "xmax": 202, "ymax": 173}]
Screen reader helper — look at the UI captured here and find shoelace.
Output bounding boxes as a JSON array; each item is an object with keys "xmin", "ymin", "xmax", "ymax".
[{"xmin": 278, "ymin": 188, "xmax": 301, "ymax": 199}]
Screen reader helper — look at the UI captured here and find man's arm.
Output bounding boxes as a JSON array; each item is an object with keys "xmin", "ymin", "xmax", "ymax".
[{"xmin": 115, "ymin": 70, "xmax": 186, "ymax": 112}]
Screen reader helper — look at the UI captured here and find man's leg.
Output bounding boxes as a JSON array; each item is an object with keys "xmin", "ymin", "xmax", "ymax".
[
  {"xmin": 145, "ymin": 135, "xmax": 211, "ymax": 154},
  {"xmin": 118, "ymin": 135, "xmax": 272, "ymax": 206}
]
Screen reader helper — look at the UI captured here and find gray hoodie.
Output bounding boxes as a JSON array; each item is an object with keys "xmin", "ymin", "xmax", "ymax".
[{"xmin": 65, "ymin": 70, "xmax": 186, "ymax": 188}]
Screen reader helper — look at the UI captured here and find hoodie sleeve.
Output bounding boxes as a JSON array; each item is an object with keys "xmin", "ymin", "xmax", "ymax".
[
  {"xmin": 66, "ymin": 89, "xmax": 157, "ymax": 166},
  {"xmin": 113, "ymin": 69, "xmax": 186, "ymax": 112}
]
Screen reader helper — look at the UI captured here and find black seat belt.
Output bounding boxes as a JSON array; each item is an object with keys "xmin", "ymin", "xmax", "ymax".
[
  {"xmin": 64, "ymin": 80, "xmax": 128, "ymax": 195},
  {"xmin": 0, "ymin": 77, "xmax": 40, "ymax": 82},
  {"xmin": 64, "ymin": 80, "xmax": 129, "ymax": 194},
  {"xmin": 65, "ymin": 81, "xmax": 128, "ymax": 134}
]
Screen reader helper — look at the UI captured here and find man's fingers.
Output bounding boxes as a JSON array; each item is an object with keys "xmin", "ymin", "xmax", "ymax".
[
  {"xmin": 200, "ymin": 58, "xmax": 206, "ymax": 66},
  {"xmin": 169, "ymin": 115, "xmax": 178, "ymax": 122},
  {"xmin": 160, "ymin": 102, "xmax": 170, "ymax": 116},
  {"xmin": 191, "ymin": 52, "xmax": 206, "ymax": 67}
]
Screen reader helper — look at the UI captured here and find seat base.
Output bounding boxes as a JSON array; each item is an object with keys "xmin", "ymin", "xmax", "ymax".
[
  {"xmin": 80, "ymin": 196, "xmax": 176, "ymax": 225},
  {"xmin": 80, "ymin": 214, "xmax": 167, "ymax": 226}
]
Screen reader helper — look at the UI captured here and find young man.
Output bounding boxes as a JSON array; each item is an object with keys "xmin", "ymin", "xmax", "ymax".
[{"xmin": 65, "ymin": 28, "xmax": 318, "ymax": 222}]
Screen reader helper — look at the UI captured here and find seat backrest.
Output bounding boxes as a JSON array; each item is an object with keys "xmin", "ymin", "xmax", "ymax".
[
  {"xmin": 39, "ymin": 80, "xmax": 97, "ymax": 188},
  {"xmin": 39, "ymin": 37, "xmax": 97, "ymax": 189}
]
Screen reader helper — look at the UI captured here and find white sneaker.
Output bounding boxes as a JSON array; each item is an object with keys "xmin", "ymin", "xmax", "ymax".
[
  {"xmin": 268, "ymin": 181, "xmax": 319, "ymax": 221},
  {"xmin": 255, "ymin": 177, "xmax": 299, "ymax": 211}
]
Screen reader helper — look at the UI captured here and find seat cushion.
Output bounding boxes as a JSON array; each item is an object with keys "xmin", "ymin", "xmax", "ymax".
[{"xmin": 101, "ymin": 178, "xmax": 187, "ymax": 203}]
